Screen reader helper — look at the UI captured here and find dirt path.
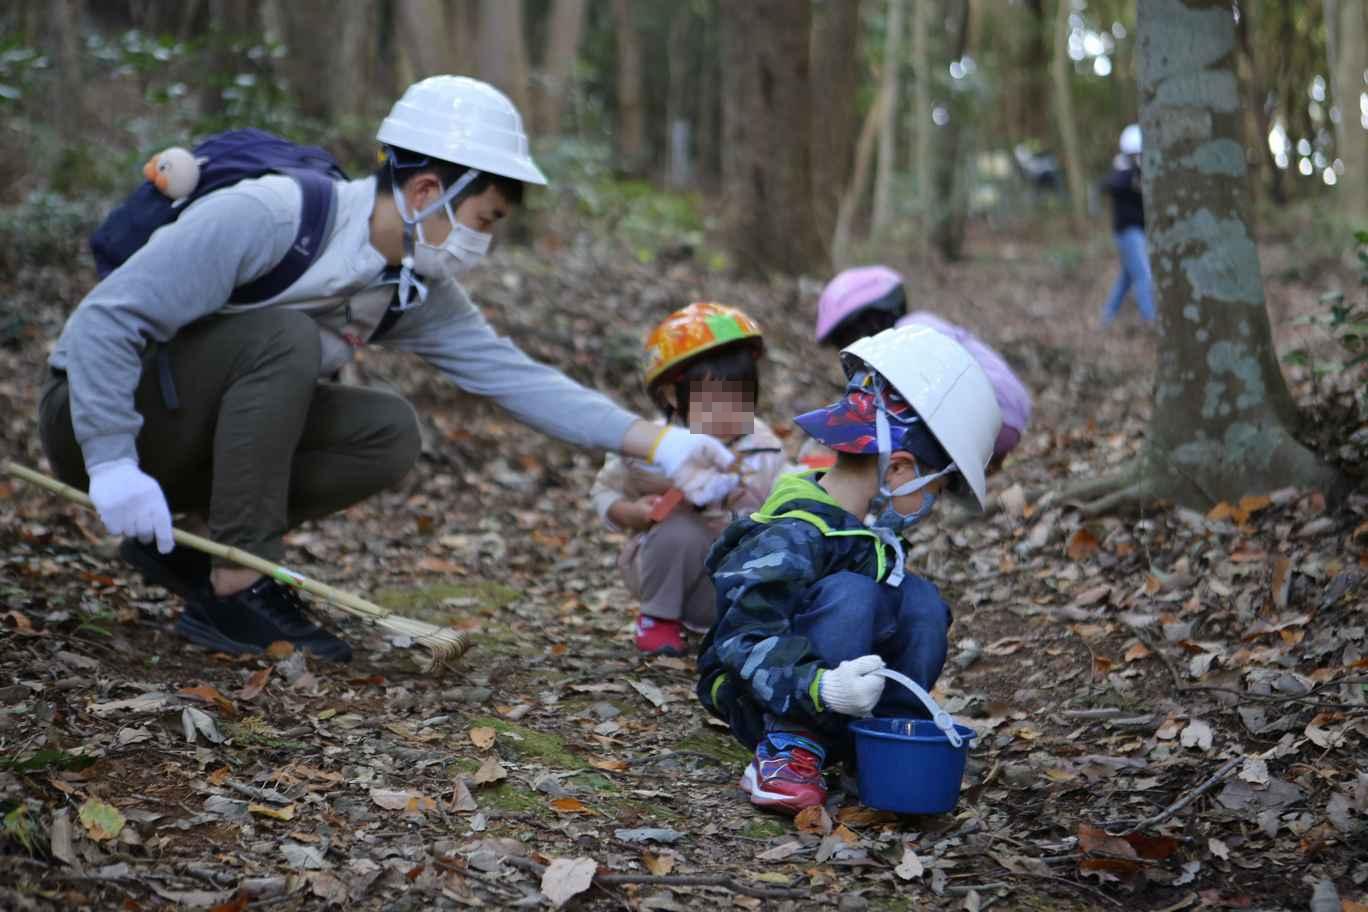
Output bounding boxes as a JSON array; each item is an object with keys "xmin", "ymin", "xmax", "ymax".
[{"xmin": 2, "ymin": 222, "xmax": 1365, "ymax": 910}]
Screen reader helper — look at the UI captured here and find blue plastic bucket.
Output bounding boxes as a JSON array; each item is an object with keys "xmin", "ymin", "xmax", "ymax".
[{"xmin": 850, "ymin": 717, "xmax": 977, "ymax": 814}]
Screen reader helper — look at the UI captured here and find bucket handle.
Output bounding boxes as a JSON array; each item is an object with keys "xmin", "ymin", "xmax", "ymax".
[{"xmin": 872, "ymin": 667, "xmax": 966, "ymax": 748}]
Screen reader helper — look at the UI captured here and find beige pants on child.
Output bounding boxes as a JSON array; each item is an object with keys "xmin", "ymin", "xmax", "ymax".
[{"xmin": 618, "ymin": 509, "xmax": 720, "ymax": 632}]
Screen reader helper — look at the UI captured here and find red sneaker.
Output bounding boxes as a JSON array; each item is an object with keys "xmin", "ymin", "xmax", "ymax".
[
  {"xmin": 739, "ymin": 735, "xmax": 828, "ymax": 814},
  {"xmin": 634, "ymin": 614, "xmax": 685, "ymax": 656}
]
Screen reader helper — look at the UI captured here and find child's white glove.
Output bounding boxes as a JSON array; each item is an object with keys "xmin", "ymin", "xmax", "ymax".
[
  {"xmin": 88, "ymin": 458, "xmax": 174, "ymax": 554},
  {"xmin": 650, "ymin": 427, "xmax": 737, "ymax": 505},
  {"xmin": 819, "ymin": 655, "xmax": 886, "ymax": 717}
]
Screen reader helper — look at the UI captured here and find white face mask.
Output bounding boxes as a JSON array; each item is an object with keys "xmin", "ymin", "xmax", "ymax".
[
  {"xmin": 412, "ymin": 218, "xmax": 491, "ymax": 279},
  {"xmin": 395, "ymin": 169, "xmax": 491, "ymax": 282}
]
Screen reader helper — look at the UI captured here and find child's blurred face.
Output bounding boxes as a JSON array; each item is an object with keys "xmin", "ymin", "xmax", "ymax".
[{"xmin": 687, "ymin": 379, "xmax": 755, "ymax": 439}]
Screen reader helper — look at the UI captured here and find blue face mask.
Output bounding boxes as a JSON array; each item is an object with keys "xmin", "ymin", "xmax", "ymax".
[{"xmin": 865, "ymin": 378, "xmax": 956, "ymax": 538}]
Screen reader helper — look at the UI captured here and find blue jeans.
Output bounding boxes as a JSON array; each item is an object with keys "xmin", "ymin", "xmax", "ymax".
[
  {"xmin": 790, "ymin": 571, "xmax": 951, "ymax": 720},
  {"xmin": 1103, "ymin": 226, "xmax": 1155, "ymax": 325}
]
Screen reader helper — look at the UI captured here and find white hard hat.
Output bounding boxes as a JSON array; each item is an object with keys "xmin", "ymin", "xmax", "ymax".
[
  {"xmin": 377, "ymin": 75, "xmax": 547, "ymax": 185},
  {"xmin": 841, "ymin": 325, "xmax": 1002, "ymax": 510},
  {"xmin": 1119, "ymin": 123, "xmax": 1142, "ymax": 155}
]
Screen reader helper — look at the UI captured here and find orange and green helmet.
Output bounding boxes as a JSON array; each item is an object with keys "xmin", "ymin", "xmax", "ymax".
[{"xmin": 642, "ymin": 302, "xmax": 764, "ymax": 389}]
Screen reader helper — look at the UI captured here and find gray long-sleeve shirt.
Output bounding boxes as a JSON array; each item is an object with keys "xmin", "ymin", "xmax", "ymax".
[{"xmin": 51, "ymin": 175, "xmax": 638, "ymax": 472}]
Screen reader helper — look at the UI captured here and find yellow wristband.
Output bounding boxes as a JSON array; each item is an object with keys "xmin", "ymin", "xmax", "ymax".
[{"xmin": 647, "ymin": 426, "xmax": 672, "ymax": 462}]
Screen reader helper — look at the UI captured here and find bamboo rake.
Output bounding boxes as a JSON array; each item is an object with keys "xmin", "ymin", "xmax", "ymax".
[{"xmin": 4, "ymin": 461, "xmax": 472, "ymax": 670}]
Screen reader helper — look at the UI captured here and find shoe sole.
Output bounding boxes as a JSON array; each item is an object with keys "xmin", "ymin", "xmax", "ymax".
[
  {"xmin": 175, "ymin": 613, "xmax": 265, "ymax": 656},
  {"xmin": 636, "ymin": 642, "xmax": 685, "ymax": 657},
  {"xmin": 175, "ymin": 613, "xmax": 351, "ymax": 663},
  {"xmin": 120, "ymin": 540, "xmax": 204, "ymax": 599},
  {"xmin": 739, "ymin": 763, "xmax": 824, "ymax": 814}
]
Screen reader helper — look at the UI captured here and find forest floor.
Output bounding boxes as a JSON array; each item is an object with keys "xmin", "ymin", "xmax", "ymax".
[{"xmin": 1, "ymin": 208, "xmax": 1366, "ymax": 912}]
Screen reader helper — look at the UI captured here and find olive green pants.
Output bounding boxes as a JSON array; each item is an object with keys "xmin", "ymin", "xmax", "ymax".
[{"xmin": 39, "ymin": 309, "xmax": 421, "ymax": 564}]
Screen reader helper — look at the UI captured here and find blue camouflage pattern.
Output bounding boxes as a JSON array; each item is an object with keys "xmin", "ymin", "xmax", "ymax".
[{"xmin": 695, "ymin": 471, "xmax": 898, "ymax": 749}]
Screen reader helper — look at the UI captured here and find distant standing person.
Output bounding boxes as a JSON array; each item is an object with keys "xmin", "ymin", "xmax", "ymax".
[{"xmin": 1100, "ymin": 123, "xmax": 1154, "ymax": 327}]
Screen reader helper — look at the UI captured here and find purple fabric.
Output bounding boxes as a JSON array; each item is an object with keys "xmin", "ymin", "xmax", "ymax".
[
  {"xmin": 814, "ymin": 266, "xmax": 904, "ymax": 342},
  {"xmin": 896, "ymin": 312, "xmax": 1031, "ymax": 456}
]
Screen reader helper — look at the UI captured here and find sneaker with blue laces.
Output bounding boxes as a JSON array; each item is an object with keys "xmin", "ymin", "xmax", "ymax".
[
  {"xmin": 176, "ymin": 578, "xmax": 352, "ymax": 662},
  {"xmin": 739, "ymin": 731, "xmax": 828, "ymax": 814}
]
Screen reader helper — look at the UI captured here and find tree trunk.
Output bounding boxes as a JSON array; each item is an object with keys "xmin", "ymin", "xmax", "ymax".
[
  {"xmin": 833, "ymin": 85, "xmax": 891, "ymax": 266},
  {"xmin": 872, "ymin": 0, "xmax": 905, "ymax": 232},
  {"xmin": 718, "ymin": 0, "xmax": 828, "ymax": 276},
  {"xmin": 613, "ymin": 0, "xmax": 647, "ymax": 176},
  {"xmin": 533, "ymin": 0, "xmax": 586, "ymax": 135},
  {"xmin": 396, "ymin": 0, "xmax": 449, "ymax": 78},
  {"xmin": 329, "ymin": 2, "xmax": 374, "ymax": 122},
  {"xmin": 930, "ymin": 0, "xmax": 973, "ymax": 261},
  {"xmin": 1328, "ymin": 0, "xmax": 1368, "ymax": 224},
  {"xmin": 50, "ymin": 0, "xmax": 85, "ymax": 145},
  {"xmin": 1130, "ymin": 0, "xmax": 1340, "ymax": 507},
  {"xmin": 810, "ymin": 0, "xmax": 862, "ymax": 243},
  {"xmin": 1234, "ymin": 1, "xmax": 1282, "ymax": 208},
  {"xmin": 666, "ymin": 6, "xmax": 693, "ymax": 188},
  {"xmin": 912, "ymin": 0, "xmax": 932, "ymax": 256},
  {"xmin": 448, "ymin": 0, "xmax": 478, "ymax": 71},
  {"xmin": 1051, "ymin": 0, "xmax": 1087, "ymax": 230},
  {"xmin": 476, "ymin": 0, "xmax": 530, "ymax": 113}
]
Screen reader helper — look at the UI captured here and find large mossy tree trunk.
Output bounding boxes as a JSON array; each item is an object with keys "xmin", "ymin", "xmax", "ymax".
[
  {"xmin": 1070, "ymin": 0, "xmax": 1341, "ymax": 513},
  {"xmin": 718, "ymin": 0, "xmax": 828, "ymax": 277}
]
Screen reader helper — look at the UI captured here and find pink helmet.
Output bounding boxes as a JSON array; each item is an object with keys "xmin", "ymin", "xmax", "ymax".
[{"xmin": 814, "ymin": 266, "xmax": 906, "ymax": 343}]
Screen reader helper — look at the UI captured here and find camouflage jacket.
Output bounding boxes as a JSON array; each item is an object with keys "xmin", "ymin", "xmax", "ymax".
[{"xmin": 695, "ymin": 472, "xmax": 900, "ymax": 738}]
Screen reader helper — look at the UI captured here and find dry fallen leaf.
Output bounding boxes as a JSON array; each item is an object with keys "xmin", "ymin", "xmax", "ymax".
[
  {"xmin": 541, "ymin": 856, "xmax": 598, "ymax": 908},
  {"xmin": 643, "ymin": 851, "xmax": 674, "ymax": 876},
  {"xmin": 178, "ymin": 684, "xmax": 237, "ymax": 716},
  {"xmin": 265, "ymin": 641, "xmax": 294, "ymax": 659},
  {"xmin": 589, "ymin": 756, "xmax": 629, "ymax": 772},
  {"xmin": 474, "ymin": 755, "xmax": 507, "ymax": 785},
  {"xmin": 238, "ymin": 667, "xmax": 271, "ymax": 701},
  {"xmin": 894, "ymin": 846, "xmax": 925, "ymax": 880},
  {"xmin": 794, "ymin": 805, "xmax": 833, "ymax": 835},
  {"xmin": 1066, "ymin": 527, "xmax": 1101, "ymax": 561},
  {"xmin": 450, "ymin": 779, "xmax": 478, "ymax": 812},
  {"xmin": 1180, "ymin": 719, "xmax": 1214, "ymax": 751},
  {"xmin": 469, "ymin": 726, "xmax": 497, "ymax": 750},
  {"xmin": 549, "ymin": 797, "xmax": 592, "ymax": 814},
  {"xmin": 248, "ymin": 802, "xmax": 296, "ymax": 821},
  {"xmin": 1123, "ymin": 642, "xmax": 1152, "ymax": 663},
  {"xmin": 78, "ymin": 799, "xmax": 125, "ymax": 842},
  {"xmin": 370, "ymin": 788, "xmax": 436, "ymax": 814}
]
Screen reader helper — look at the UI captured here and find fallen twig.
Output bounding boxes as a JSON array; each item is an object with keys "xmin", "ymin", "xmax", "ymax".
[
  {"xmin": 1099, "ymin": 756, "xmax": 1241, "ymax": 834},
  {"xmin": 503, "ymin": 855, "xmax": 809, "ymax": 900}
]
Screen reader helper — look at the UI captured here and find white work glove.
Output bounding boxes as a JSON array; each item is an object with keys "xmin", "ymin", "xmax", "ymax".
[
  {"xmin": 650, "ymin": 426, "xmax": 737, "ymax": 506},
  {"xmin": 673, "ymin": 463, "xmax": 740, "ymax": 507},
  {"xmin": 88, "ymin": 458, "xmax": 174, "ymax": 554},
  {"xmin": 819, "ymin": 655, "xmax": 887, "ymax": 717}
]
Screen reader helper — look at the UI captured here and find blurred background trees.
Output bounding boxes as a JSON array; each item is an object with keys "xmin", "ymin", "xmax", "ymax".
[{"xmin": 0, "ymin": 0, "xmax": 1361, "ymax": 276}]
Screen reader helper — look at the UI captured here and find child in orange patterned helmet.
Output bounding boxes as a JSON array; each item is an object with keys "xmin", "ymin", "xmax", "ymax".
[{"xmin": 590, "ymin": 303, "xmax": 791, "ymax": 656}]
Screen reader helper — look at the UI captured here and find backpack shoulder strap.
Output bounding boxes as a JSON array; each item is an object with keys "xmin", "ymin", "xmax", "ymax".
[{"xmin": 229, "ymin": 169, "xmax": 338, "ymax": 305}]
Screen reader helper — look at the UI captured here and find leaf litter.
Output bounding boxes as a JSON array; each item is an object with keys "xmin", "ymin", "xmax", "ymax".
[{"xmin": 1, "ymin": 229, "xmax": 1367, "ymax": 910}]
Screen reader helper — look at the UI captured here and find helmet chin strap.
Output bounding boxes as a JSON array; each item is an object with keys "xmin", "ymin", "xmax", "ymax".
[{"xmin": 389, "ymin": 156, "xmax": 481, "ymax": 306}]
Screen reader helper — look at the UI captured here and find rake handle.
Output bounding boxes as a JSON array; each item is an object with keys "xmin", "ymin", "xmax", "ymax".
[{"xmin": 4, "ymin": 460, "xmax": 469, "ymax": 660}]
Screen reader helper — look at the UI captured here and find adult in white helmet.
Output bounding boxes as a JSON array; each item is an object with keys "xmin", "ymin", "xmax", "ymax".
[
  {"xmin": 1099, "ymin": 122, "xmax": 1154, "ymax": 326},
  {"xmin": 697, "ymin": 325, "xmax": 1002, "ymax": 814},
  {"xmin": 39, "ymin": 75, "xmax": 734, "ymax": 662}
]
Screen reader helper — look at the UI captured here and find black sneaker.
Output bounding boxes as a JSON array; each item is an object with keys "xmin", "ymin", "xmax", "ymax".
[
  {"xmin": 120, "ymin": 538, "xmax": 211, "ymax": 598},
  {"xmin": 176, "ymin": 578, "xmax": 352, "ymax": 662}
]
